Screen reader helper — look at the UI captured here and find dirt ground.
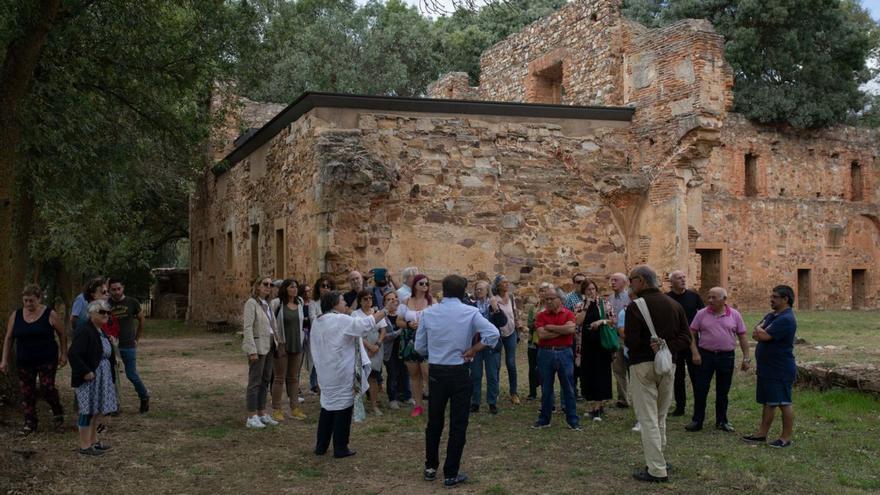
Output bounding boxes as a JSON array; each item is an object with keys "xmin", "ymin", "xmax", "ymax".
[{"xmin": 2, "ymin": 313, "xmax": 879, "ymax": 494}]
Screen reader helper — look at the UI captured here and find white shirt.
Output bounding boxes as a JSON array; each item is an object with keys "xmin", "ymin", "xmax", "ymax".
[
  {"xmin": 396, "ymin": 285, "xmax": 412, "ymax": 302},
  {"xmin": 310, "ymin": 312, "xmax": 377, "ymax": 411}
]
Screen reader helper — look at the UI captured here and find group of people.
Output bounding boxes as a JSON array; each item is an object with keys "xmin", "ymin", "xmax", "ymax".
[
  {"xmin": 1, "ymin": 277, "xmax": 150, "ymax": 456},
  {"xmin": 238, "ymin": 264, "xmax": 799, "ymax": 485}
]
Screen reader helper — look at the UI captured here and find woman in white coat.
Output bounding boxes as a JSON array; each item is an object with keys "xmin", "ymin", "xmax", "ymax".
[
  {"xmin": 270, "ymin": 278, "xmax": 307, "ymax": 421},
  {"xmin": 242, "ymin": 276, "xmax": 282, "ymax": 429},
  {"xmin": 311, "ymin": 290, "xmax": 385, "ymax": 458}
]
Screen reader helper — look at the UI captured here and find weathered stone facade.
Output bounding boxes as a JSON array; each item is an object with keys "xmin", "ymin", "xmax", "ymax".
[{"xmin": 190, "ymin": 0, "xmax": 878, "ymax": 324}]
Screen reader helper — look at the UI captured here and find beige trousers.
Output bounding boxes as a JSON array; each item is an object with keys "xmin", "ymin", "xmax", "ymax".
[
  {"xmin": 271, "ymin": 351, "xmax": 303, "ymax": 409},
  {"xmin": 630, "ymin": 361, "xmax": 675, "ymax": 478},
  {"xmin": 612, "ymin": 349, "xmax": 629, "ymax": 405}
]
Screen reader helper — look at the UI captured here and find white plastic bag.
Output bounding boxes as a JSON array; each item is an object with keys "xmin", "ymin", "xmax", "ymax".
[{"xmin": 633, "ymin": 298, "xmax": 674, "ymax": 376}]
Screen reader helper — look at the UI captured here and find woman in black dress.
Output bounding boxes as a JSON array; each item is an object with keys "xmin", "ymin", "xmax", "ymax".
[{"xmin": 575, "ymin": 280, "xmax": 614, "ymax": 421}]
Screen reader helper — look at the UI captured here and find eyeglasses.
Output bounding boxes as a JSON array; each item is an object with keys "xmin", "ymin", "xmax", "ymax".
[
  {"xmin": 260, "ymin": 282, "xmax": 271, "ymax": 287},
  {"xmin": 574, "ymin": 279, "xmax": 586, "ymax": 284},
  {"xmin": 97, "ymin": 310, "xmax": 111, "ymax": 316}
]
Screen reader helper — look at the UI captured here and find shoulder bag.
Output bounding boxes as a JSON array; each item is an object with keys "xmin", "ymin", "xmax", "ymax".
[{"xmin": 633, "ymin": 297, "xmax": 673, "ymax": 375}]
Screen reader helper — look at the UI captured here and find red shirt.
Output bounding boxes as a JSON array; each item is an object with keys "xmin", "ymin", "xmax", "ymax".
[{"xmin": 535, "ymin": 307, "xmax": 576, "ymax": 348}]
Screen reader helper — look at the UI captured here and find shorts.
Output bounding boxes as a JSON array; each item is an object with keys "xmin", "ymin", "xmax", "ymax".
[
  {"xmin": 369, "ymin": 370, "xmax": 383, "ymax": 380},
  {"xmin": 756, "ymin": 377, "xmax": 793, "ymax": 406}
]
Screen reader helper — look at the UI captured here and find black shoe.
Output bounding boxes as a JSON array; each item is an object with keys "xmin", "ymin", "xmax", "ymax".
[
  {"xmin": 489, "ymin": 405, "xmax": 498, "ymax": 415},
  {"xmin": 444, "ymin": 472, "xmax": 468, "ymax": 487},
  {"xmin": 92, "ymin": 441, "xmax": 112, "ymax": 451},
  {"xmin": 645, "ymin": 464, "xmax": 673, "ymax": 473},
  {"xmin": 526, "ymin": 395, "xmax": 536, "ymax": 401},
  {"xmin": 716, "ymin": 422, "xmax": 735, "ymax": 432},
  {"xmin": 314, "ymin": 449, "xmax": 327, "ymax": 456},
  {"xmin": 742, "ymin": 434, "xmax": 767, "ymax": 443},
  {"xmin": 769, "ymin": 439, "xmax": 792, "ymax": 448},
  {"xmin": 567, "ymin": 422, "xmax": 582, "ymax": 431},
  {"xmin": 670, "ymin": 408, "xmax": 685, "ymax": 417},
  {"xmin": 632, "ymin": 468, "xmax": 668, "ymax": 483},
  {"xmin": 333, "ymin": 449, "xmax": 357, "ymax": 458},
  {"xmin": 685, "ymin": 421, "xmax": 703, "ymax": 432},
  {"xmin": 530, "ymin": 420, "xmax": 551, "ymax": 429},
  {"xmin": 139, "ymin": 398, "xmax": 150, "ymax": 414},
  {"xmin": 424, "ymin": 468, "xmax": 437, "ymax": 481},
  {"xmin": 616, "ymin": 401, "xmax": 629, "ymax": 409},
  {"xmin": 78, "ymin": 446, "xmax": 104, "ymax": 456},
  {"xmin": 469, "ymin": 404, "xmax": 479, "ymax": 413}
]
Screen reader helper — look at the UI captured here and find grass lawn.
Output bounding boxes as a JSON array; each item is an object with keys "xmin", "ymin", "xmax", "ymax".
[{"xmin": 1, "ymin": 311, "xmax": 878, "ymax": 494}]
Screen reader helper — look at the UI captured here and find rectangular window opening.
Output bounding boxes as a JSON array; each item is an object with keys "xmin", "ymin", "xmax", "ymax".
[
  {"xmin": 527, "ymin": 61, "xmax": 564, "ymax": 104},
  {"xmin": 275, "ymin": 228, "xmax": 285, "ymax": 280},
  {"xmin": 197, "ymin": 240, "xmax": 203, "ymax": 272},
  {"xmin": 851, "ymin": 161, "xmax": 863, "ymax": 201},
  {"xmin": 797, "ymin": 269, "xmax": 811, "ymax": 310},
  {"xmin": 250, "ymin": 224, "xmax": 260, "ymax": 280},
  {"xmin": 696, "ymin": 248, "xmax": 722, "ymax": 299},
  {"xmin": 852, "ymin": 269, "xmax": 866, "ymax": 310},
  {"xmin": 744, "ymin": 153, "xmax": 758, "ymax": 197},
  {"xmin": 226, "ymin": 231, "xmax": 233, "ymax": 270}
]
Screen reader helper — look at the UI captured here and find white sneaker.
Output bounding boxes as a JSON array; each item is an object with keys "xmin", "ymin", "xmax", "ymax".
[
  {"xmin": 297, "ymin": 393, "xmax": 305, "ymax": 404},
  {"xmin": 631, "ymin": 422, "xmax": 641, "ymax": 432},
  {"xmin": 408, "ymin": 398, "xmax": 416, "ymax": 406},
  {"xmin": 592, "ymin": 416, "xmax": 602, "ymax": 422},
  {"xmin": 373, "ymin": 407, "xmax": 383, "ymax": 416},
  {"xmin": 259, "ymin": 414, "xmax": 279, "ymax": 426},
  {"xmin": 389, "ymin": 400, "xmax": 400, "ymax": 409},
  {"xmin": 246, "ymin": 415, "xmax": 265, "ymax": 429}
]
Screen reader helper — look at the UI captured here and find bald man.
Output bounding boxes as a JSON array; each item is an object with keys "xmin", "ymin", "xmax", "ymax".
[
  {"xmin": 608, "ymin": 273, "xmax": 631, "ymax": 408},
  {"xmin": 685, "ymin": 287, "xmax": 750, "ymax": 433},
  {"xmin": 666, "ymin": 270, "xmax": 704, "ymax": 416}
]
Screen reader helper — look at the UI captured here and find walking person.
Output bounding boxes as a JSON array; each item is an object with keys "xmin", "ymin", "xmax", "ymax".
[
  {"xmin": 242, "ymin": 276, "xmax": 282, "ymax": 429},
  {"xmin": 311, "ymin": 291, "xmax": 386, "ymax": 458},
  {"xmin": 1, "ymin": 284, "xmax": 67, "ymax": 434},
  {"xmin": 575, "ymin": 280, "xmax": 614, "ymax": 421},
  {"xmin": 416, "ymin": 274, "xmax": 500, "ymax": 487},
  {"xmin": 397, "ymin": 273, "xmax": 433, "ymax": 417},
  {"xmin": 67, "ymin": 300, "xmax": 117, "ymax": 456},
  {"xmin": 743, "ymin": 285, "xmax": 797, "ymax": 448},
  {"xmin": 666, "ymin": 270, "xmax": 705, "ymax": 416},
  {"xmin": 625, "ymin": 266, "xmax": 692, "ymax": 483},
  {"xmin": 107, "ymin": 278, "xmax": 150, "ymax": 414},
  {"xmin": 270, "ymin": 278, "xmax": 307, "ymax": 421},
  {"xmin": 532, "ymin": 286, "xmax": 580, "ymax": 430},
  {"xmin": 686, "ymin": 287, "xmax": 750, "ymax": 433},
  {"xmin": 381, "ymin": 291, "xmax": 411, "ymax": 409}
]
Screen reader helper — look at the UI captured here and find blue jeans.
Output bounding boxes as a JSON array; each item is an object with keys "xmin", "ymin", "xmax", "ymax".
[
  {"xmin": 501, "ymin": 333, "xmax": 518, "ymax": 396},
  {"xmin": 470, "ymin": 347, "xmax": 500, "ymax": 406},
  {"xmin": 385, "ymin": 343, "xmax": 412, "ymax": 402},
  {"xmin": 118, "ymin": 347, "xmax": 149, "ymax": 400},
  {"xmin": 537, "ymin": 347, "xmax": 579, "ymax": 427}
]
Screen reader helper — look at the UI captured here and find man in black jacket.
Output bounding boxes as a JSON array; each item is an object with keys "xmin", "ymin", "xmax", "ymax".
[{"xmin": 624, "ymin": 265, "xmax": 692, "ymax": 483}]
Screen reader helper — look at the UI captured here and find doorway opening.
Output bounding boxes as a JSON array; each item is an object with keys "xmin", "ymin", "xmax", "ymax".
[
  {"xmin": 852, "ymin": 269, "xmax": 866, "ymax": 309},
  {"xmin": 797, "ymin": 269, "xmax": 811, "ymax": 310},
  {"xmin": 696, "ymin": 248, "xmax": 722, "ymax": 299}
]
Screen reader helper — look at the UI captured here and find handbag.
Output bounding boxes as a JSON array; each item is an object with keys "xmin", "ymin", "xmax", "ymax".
[
  {"xmin": 597, "ymin": 298, "xmax": 619, "ymax": 352},
  {"xmin": 633, "ymin": 297, "xmax": 674, "ymax": 376}
]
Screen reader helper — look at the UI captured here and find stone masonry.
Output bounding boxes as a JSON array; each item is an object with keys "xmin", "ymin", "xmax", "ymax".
[{"xmin": 190, "ymin": 0, "xmax": 878, "ymax": 325}]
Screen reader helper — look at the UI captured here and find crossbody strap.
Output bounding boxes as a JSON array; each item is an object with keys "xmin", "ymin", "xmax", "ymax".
[{"xmin": 634, "ymin": 298, "xmax": 659, "ymax": 340}]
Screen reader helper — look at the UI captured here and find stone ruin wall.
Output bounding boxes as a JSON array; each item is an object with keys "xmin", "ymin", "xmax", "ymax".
[
  {"xmin": 700, "ymin": 115, "xmax": 879, "ymax": 310},
  {"xmin": 190, "ymin": 107, "xmax": 639, "ymax": 323}
]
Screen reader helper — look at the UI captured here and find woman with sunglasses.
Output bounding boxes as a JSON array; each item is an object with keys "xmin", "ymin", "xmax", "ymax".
[
  {"xmin": 68, "ymin": 299, "xmax": 117, "ymax": 455},
  {"xmin": 351, "ymin": 290, "xmax": 387, "ymax": 416},
  {"xmin": 1, "ymin": 284, "xmax": 67, "ymax": 435},
  {"xmin": 307, "ymin": 277, "xmax": 337, "ymax": 393},
  {"xmin": 575, "ymin": 280, "xmax": 614, "ymax": 421},
  {"xmin": 396, "ymin": 274, "xmax": 433, "ymax": 417},
  {"xmin": 242, "ymin": 276, "xmax": 282, "ymax": 429}
]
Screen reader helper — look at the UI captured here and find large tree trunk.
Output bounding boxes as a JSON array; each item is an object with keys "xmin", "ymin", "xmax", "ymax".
[{"xmin": 0, "ymin": 0, "xmax": 62, "ymax": 401}]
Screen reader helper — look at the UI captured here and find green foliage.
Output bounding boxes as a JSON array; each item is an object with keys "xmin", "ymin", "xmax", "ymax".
[
  {"xmin": 240, "ymin": 0, "xmax": 567, "ymax": 101},
  {"xmin": 622, "ymin": 0, "xmax": 879, "ymax": 128},
  {"xmin": 2, "ymin": 1, "xmax": 259, "ymax": 295}
]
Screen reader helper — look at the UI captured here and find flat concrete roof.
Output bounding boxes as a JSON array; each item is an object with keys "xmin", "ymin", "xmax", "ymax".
[{"xmin": 213, "ymin": 92, "xmax": 636, "ymax": 176}]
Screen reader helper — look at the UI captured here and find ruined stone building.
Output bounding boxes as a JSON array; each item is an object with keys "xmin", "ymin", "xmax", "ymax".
[{"xmin": 189, "ymin": 0, "xmax": 878, "ymax": 323}]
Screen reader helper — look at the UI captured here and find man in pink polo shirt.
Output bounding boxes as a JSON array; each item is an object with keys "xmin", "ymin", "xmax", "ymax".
[{"xmin": 685, "ymin": 287, "xmax": 750, "ymax": 433}]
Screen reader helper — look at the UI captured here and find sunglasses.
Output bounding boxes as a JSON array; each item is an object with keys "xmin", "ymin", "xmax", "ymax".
[
  {"xmin": 98, "ymin": 310, "xmax": 111, "ymax": 316},
  {"xmin": 417, "ymin": 281, "xmax": 429, "ymax": 286},
  {"xmin": 260, "ymin": 282, "xmax": 271, "ymax": 287}
]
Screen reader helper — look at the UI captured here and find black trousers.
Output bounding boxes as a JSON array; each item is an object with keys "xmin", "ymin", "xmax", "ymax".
[
  {"xmin": 692, "ymin": 349, "xmax": 735, "ymax": 425},
  {"xmin": 425, "ymin": 364, "xmax": 472, "ymax": 478},
  {"xmin": 315, "ymin": 405, "xmax": 353, "ymax": 456},
  {"xmin": 527, "ymin": 346, "xmax": 539, "ymax": 398},
  {"xmin": 673, "ymin": 351, "xmax": 696, "ymax": 412}
]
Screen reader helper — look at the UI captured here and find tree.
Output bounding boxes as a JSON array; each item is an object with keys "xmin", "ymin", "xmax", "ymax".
[{"xmin": 622, "ymin": 0, "xmax": 879, "ymax": 128}]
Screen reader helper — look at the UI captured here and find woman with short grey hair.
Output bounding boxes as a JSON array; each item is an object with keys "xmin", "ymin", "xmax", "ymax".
[{"xmin": 68, "ymin": 299, "xmax": 117, "ymax": 455}]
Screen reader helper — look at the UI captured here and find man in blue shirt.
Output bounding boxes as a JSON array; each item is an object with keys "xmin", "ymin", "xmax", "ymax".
[
  {"xmin": 743, "ymin": 284, "xmax": 797, "ymax": 448},
  {"xmin": 416, "ymin": 275, "xmax": 500, "ymax": 488}
]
